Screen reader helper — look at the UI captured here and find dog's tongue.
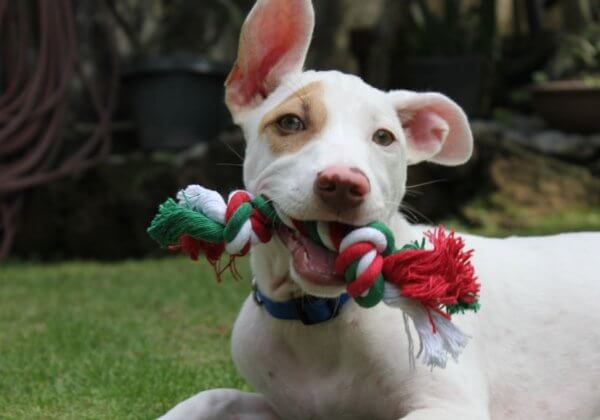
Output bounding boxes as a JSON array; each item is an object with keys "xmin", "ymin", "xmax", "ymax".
[{"xmin": 278, "ymin": 227, "xmax": 346, "ymax": 286}]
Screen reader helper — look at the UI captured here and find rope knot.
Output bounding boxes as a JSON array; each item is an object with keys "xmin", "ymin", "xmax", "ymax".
[
  {"xmin": 174, "ymin": 186, "xmax": 275, "ymax": 258},
  {"xmin": 333, "ymin": 222, "xmax": 395, "ymax": 307}
]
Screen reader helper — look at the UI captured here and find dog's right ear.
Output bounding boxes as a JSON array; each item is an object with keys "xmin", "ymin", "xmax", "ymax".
[{"xmin": 225, "ymin": 0, "xmax": 314, "ymax": 119}]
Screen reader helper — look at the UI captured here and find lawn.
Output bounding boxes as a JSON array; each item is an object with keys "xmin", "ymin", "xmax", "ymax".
[
  {"xmin": 2, "ymin": 212, "xmax": 599, "ymax": 419},
  {"xmin": 0, "ymin": 258, "xmax": 251, "ymax": 419}
]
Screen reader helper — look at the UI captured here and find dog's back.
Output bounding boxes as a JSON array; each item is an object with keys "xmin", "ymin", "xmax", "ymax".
[{"xmin": 465, "ymin": 231, "xmax": 600, "ymax": 419}]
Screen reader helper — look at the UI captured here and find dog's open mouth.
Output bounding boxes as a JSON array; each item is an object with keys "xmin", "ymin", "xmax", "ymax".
[{"xmin": 277, "ymin": 225, "xmax": 346, "ymax": 287}]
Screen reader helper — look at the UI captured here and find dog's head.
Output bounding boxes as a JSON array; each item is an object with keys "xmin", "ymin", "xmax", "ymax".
[{"xmin": 225, "ymin": 0, "xmax": 473, "ymax": 298}]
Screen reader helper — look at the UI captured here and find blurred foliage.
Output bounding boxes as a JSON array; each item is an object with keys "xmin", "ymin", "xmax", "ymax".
[
  {"xmin": 450, "ymin": 201, "xmax": 600, "ymax": 237},
  {"xmin": 401, "ymin": 0, "xmax": 497, "ymax": 57},
  {"xmin": 105, "ymin": 0, "xmax": 249, "ymax": 57},
  {"xmin": 160, "ymin": 0, "xmax": 245, "ymax": 54},
  {"xmin": 534, "ymin": 24, "xmax": 600, "ymax": 82}
]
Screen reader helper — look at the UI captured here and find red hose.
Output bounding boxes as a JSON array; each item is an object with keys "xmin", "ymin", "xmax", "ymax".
[{"xmin": 0, "ymin": 0, "xmax": 119, "ymax": 260}]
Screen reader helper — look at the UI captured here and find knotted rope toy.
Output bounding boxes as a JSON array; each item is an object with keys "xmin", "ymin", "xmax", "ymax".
[{"xmin": 148, "ymin": 185, "xmax": 481, "ymax": 368}]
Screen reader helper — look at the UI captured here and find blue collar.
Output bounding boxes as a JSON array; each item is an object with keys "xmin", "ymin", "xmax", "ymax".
[{"xmin": 253, "ymin": 284, "xmax": 350, "ymax": 325}]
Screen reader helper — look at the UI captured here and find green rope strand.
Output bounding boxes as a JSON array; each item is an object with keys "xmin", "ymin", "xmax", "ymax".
[
  {"xmin": 147, "ymin": 196, "xmax": 278, "ymax": 248},
  {"xmin": 147, "ymin": 199, "xmax": 224, "ymax": 246}
]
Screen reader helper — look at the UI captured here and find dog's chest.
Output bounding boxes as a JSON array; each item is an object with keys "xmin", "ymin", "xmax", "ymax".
[{"xmin": 231, "ymin": 297, "xmax": 413, "ymax": 420}]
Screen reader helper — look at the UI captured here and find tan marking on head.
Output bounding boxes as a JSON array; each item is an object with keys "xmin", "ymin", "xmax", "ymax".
[{"xmin": 260, "ymin": 81, "xmax": 327, "ymax": 154}]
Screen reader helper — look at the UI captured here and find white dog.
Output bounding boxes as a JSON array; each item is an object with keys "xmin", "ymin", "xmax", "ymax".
[{"xmin": 161, "ymin": 1, "xmax": 600, "ymax": 419}]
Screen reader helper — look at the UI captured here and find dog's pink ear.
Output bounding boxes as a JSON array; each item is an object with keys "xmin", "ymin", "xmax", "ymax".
[
  {"xmin": 225, "ymin": 0, "xmax": 315, "ymax": 116},
  {"xmin": 388, "ymin": 91, "xmax": 473, "ymax": 166}
]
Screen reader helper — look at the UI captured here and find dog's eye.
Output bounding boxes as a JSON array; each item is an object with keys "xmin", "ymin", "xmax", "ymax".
[
  {"xmin": 372, "ymin": 129, "xmax": 396, "ymax": 146},
  {"xmin": 276, "ymin": 114, "xmax": 306, "ymax": 134}
]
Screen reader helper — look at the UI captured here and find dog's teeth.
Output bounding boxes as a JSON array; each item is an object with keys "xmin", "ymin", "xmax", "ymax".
[{"xmin": 303, "ymin": 251, "xmax": 309, "ymax": 261}]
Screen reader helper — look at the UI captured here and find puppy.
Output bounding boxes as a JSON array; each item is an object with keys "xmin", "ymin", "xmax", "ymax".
[{"xmin": 161, "ymin": 1, "xmax": 600, "ymax": 419}]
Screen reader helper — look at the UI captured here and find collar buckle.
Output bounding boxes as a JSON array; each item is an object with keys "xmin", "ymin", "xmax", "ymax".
[
  {"xmin": 295, "ymin": 296, "xmax": 344, "ymax": 326},
  {"xmin": 295, "ymin": 298, "xmax": 318, "ymax": 325}
]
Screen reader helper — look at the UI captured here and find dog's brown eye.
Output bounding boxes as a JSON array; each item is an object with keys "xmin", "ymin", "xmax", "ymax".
[
  {"xmin": 372, "ymin": 129, "xmax": 396, "ymax": 146},
  {"xmin": 276, "ymin": 114, "xmax": 306, "ymax": 134}
]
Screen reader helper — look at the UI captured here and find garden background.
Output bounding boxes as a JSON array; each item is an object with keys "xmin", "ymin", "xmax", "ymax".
[{"xmin": 1, "ymin": 1, "xmax": 599, "ymax": 418}]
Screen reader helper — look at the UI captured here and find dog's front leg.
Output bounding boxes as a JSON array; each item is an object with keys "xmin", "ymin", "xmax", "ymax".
[
  {"xmin": 159, "ymin": 388, "xmax": 281, "ymax": 420},
  {"xmin": 399, "ymin": 406, "xmax": 490, "ymax": 420}
]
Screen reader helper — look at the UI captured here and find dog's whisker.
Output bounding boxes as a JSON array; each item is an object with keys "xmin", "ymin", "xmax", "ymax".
[
  {"xmin": 400, "ymin": 203, "xmax": 434, "ymax": 225},
  {"xmin": 217, "ymin": 162, "xmax": 244, "ymax": 167},
  {"xmin": 406, "ymin": 178, "xmax": 447, "ymax": 190},
  {"xmin": 399, "ymin": 207, "xmax": 420, "ymax": 223},
  {"xmin": 404, "ymin": 190, "xmax": 424, "ymax": 197},
  {"xmin": 219, "ymin": 139, "xmax": 244, "ymax": 162}
]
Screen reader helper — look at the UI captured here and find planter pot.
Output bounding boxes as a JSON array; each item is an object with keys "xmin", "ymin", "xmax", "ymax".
[
  {"xmin": 123, "ymin": 55, "xmax": 230, "ymax": 150},
  {"xmin": 532, "ymin": 80, "xmax": 600, "ymax": 134},
  {"xmin": 392, "ymin": 55, "xmax": 484, "ymax": 117}
]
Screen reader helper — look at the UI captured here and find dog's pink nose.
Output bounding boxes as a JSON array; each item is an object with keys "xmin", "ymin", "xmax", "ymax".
[{"xmin": 314, "ymin": 166, "xmax": 370, "ymax": 211}]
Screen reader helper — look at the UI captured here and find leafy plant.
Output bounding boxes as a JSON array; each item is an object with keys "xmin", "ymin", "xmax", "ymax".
[
  {"xmin": 402, "ymin": 0, "xmax": 496, "ymax": 57},
  {"xmin": 106, "ymin": 0, "xmax": 243, "ymax": 57},
  {"xmin": 534, "ymin": 24, "xmax": 600, "ymax": 83}
]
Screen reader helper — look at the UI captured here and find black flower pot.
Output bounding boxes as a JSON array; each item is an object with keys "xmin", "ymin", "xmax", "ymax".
[
  {"xmin": 123, "ymin": 55, "xmax": 230, "ymax": 151},
  {"xmin": 392, "ymin": 55, "xmax": 485, "ymax": 117}
]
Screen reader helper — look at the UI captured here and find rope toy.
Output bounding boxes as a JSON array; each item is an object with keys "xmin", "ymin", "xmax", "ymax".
[{"xmin": 148, "ymin": 185, "xmax": 481, "ymax": 368}]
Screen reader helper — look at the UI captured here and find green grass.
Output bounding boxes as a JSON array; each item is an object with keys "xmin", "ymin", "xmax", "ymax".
[
  {"xmin": 447, "ymin": 206, "xmax": 600, "ymax": 237},
  {"xmin": 0, "ymin": 258, "xmax": 252, "ymax": 419},
  {"xmin": 2, "ymin": 208, "xmax": 599, "ymax": 419}
]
